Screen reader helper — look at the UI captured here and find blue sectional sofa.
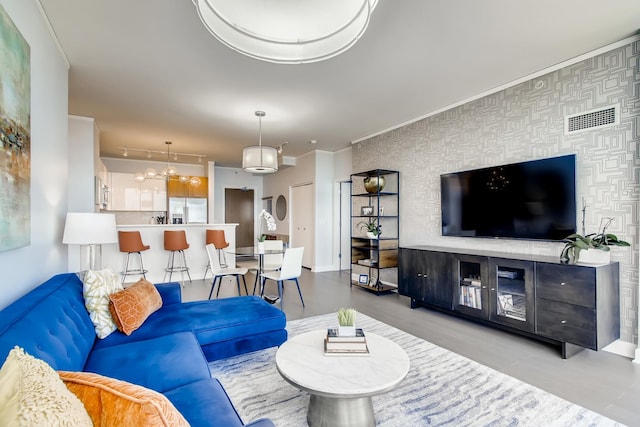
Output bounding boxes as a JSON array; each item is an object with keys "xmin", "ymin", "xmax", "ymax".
[{"xmin": 0, "ymin": 273, "xmax": 288, "ymax": 426}]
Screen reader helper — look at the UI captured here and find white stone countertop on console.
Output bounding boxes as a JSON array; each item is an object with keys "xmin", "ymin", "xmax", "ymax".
[{"xmin": 102, "ymin": 223, "xmax": 239, "ymax": 284}]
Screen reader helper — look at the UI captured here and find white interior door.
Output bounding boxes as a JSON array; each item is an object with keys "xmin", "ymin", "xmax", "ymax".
[{"xmin": 291, "ymin": 183, "xmax": 314, "ymax": 268}]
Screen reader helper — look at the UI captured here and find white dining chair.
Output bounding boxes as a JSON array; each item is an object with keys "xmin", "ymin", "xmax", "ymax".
[
  {"xmin": 205, "ymin": 244, "xmax": 249, "ymax": 299},
  {"xmin": 237, "ymin": 240, "xmax": 284, "ymax": 295},
  {"xmin": 260, "ymin": 247, "xmax": 305, "ymax": 310}
]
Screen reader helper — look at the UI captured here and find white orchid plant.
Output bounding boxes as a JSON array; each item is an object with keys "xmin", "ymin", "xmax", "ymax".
[{"xmin": 258, "ymin": 209, "xmax": 277, "ymax": 242}]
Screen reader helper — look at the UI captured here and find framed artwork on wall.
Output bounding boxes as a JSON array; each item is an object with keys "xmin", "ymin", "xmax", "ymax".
[{"xmin": 0, "ymin": 4, "xmax": 31, "ymax": 252}]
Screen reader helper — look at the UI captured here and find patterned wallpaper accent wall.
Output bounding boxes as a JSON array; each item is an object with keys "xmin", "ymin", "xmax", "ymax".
[{"xmin": 354, "ymin": 41, "xmax": 639, "ymax": 344}]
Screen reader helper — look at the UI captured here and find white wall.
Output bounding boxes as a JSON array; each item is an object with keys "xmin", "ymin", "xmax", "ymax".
[
  {"xmin": 332, "ymin": 147, "xmax": 353, "ymax": 271},
  {"xmin": 314, "ymin": 151, "xmax": 334, "ymax": 271},
  {"xmin": 68, "ymin": 116, "xmax": 98, "ymax": 212},
  {"xmin": 0, "ymin": 0, "xmax": 70, "ymax": 309}
]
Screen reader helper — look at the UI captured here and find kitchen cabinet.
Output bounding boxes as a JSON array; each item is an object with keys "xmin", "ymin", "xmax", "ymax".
[
  {"xmin": 109, "ymin": 172, "xmax": 141, "ymax": 211},
  {"xmin": 140, "ymin": 179, "xmax": 167, "ymax": 211},
  {"xmin": 108, "ymin": 172, "xmax": 167, "ymax": 212},
  {"xmin": 167, "ymin": 176, "xmax": 208, "ymax": 198}
]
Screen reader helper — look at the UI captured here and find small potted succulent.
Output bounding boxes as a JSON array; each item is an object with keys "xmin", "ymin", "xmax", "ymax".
[{"xmin": 337, "ymin": 307, "xmax": 357, "ymax": 336}]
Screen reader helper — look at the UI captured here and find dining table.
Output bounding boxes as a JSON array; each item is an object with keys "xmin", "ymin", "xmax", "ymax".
[{"xmin": 231, "ymin": 246, "xmax": 285, "ymax": 298}]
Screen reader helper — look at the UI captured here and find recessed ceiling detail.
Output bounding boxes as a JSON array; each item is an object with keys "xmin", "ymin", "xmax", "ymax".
[{"xmin": 192, "ymin": 0, "xmax": 378, "ymax": 64}]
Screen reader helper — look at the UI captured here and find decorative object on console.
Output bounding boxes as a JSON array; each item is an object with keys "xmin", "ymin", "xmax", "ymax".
[
  {"xmin": 243, "ymin": 111, "xmax": 278, "ymax": 174},
  {"xmin": 363, "ymin": 175, "xmax": 385, "ymax": 193},
  {"xmin": 337, "ymin": 307, "xmax": 357, "ymax": 337},
  {"xmin": 192, "ymin": 0, "xmax": 378, "ymax": 64},
  {"xmin": 560, "ymin": 217, "xmax": 630, "ymax": 264},
  {"xmin": 63, "ymin": 212, "xmax": 118, "ymax": 271}
]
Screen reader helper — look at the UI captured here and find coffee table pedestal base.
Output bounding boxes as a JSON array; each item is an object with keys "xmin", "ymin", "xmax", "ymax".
[{"xmin": 307, "ymin": 394, "xmax": 374, "ymax": 427}]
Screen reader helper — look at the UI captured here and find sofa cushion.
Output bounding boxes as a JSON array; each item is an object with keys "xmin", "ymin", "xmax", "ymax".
[
  {"xmin": 59, "ymin": 371, "xmax": 189, "ymax": 427},
  {"xmin": 86, "ymin": 332, "xmax": 211, "ymax": 393},
  {"xmin": 163, "ymin": 378, "xmax": 244, "ymax": 427},
  {"xmin": 108, "ymin": 278, "xmax": 162, "ymax": 335},
  {"xmin": 0, "ymin": 347, "xmax": 92, "ymax": 427},
  {"xmin": 0, "ymin": 273, "xmax": 96, "ymax": 371},
  {"xmin": 83, "ymin": 269, "xmax": 123, "ymax": 338},
  {"xmin": 94, "ymin": 296, "xmax": 287, "ymax": 357},
  {"xmin": 186, "ymin": 296, "xmax": 286, "ymax": 346}
]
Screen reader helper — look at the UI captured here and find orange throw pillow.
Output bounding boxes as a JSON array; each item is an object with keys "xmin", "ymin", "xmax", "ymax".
[
  {"xmin": 108, "ymin": 278, "xmax": 162, "ymax": 335},
  {"xmin": 59, "ymin": 371, "xmax": 189, "ymax": 427}
]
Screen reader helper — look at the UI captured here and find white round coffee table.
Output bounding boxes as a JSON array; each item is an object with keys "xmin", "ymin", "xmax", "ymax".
[{"xmin": 275, "ymin": 330, "xmax": 409, "ymax": 427}]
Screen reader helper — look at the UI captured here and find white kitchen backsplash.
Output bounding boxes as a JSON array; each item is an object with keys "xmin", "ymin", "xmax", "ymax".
[{"xmin": 106, "ymin": 210, "xmax": 168, "ymax": 225}]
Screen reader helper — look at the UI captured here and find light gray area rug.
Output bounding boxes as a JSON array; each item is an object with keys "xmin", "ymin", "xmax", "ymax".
[{"xmin": 209, "ymin": 313, "xmax": 622, "ymax": 426}]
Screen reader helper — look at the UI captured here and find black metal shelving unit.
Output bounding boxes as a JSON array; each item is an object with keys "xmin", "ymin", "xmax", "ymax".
[{"xmin": 350, "ymin": 169, "xmax": 399, "ymax": 294}]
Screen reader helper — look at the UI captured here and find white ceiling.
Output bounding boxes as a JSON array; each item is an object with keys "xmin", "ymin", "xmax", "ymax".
[{"xmin": 38, "ymin": 0, "xmax": 640, "ymax": 168}]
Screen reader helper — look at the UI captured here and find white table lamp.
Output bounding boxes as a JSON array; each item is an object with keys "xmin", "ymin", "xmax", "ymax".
[{"xmin": 63, "ymin": 213, "xmax": 118, "ymax": 271}]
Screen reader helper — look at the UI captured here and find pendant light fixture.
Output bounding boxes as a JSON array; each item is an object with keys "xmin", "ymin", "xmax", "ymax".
[
  {"xmin": 162, "ymin": 141, "xmax": 177, "ymax": 177},
  {"xmin": 242, "ymin": 111, "xmax": 278, "ymax": 174}
]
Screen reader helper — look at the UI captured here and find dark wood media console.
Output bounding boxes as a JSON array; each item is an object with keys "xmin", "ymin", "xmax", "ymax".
[{"xmin": 399, "ymin": 246, "xmax": 620, "ymax": 358}]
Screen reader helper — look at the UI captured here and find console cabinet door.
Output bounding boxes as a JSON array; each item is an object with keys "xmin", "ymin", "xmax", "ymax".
[
  {"xmin": 488, "ymin": 258, "xmax": 535, "ymax": 332},
  {"xmin": 398, "ymin": 248, "xmax": 422, "ymax": 300},
  {"xmin": 453, "ymin": 254, "xmax": 489, "ymax": 319},
  {"xmin": 399, "ymin": 249, "xmax": 452, "ymax": 309}
]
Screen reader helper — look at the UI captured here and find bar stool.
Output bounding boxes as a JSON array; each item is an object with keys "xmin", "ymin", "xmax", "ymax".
[
  {"xmin": 118, "ymin": 231, "xmax": 150, "ymax": 284},
  {"xmin": 203, "ymin": 229, "xmax": 230, "ymax": 277},
  {"xmin": 163, "ymin": 230, "xmax": 192, "ymax": 285}
]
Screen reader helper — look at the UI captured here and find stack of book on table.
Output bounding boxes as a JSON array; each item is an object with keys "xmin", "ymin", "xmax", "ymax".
[{"xmin": 324, "ymin": 328, "xmax": 369, "ymax": 356}]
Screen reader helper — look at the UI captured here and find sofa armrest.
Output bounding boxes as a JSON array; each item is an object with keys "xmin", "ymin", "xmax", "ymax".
[
  {"xmin": 244, "ymin": 419, "xmax": 275, "ymax": 427},
  {"xmin": 154, "ymin": 282, "xmax": 182, "ymax": 305}
]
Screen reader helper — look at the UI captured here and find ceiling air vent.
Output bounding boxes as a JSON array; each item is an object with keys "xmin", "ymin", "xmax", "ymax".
[{"xmin": 565, "ymin": 105, "xmax": 619, "ymax": 135}]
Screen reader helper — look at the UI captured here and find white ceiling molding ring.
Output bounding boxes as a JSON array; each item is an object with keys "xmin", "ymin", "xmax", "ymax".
[{"xmin": 192, "ymin": 0, "xmax": 378, "ymax": 64}]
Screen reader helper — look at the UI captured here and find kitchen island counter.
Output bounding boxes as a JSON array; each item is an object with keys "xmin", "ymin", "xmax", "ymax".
[{"xmin": 102, "ymin": 223, "xmax": 238, "ymax": 284}]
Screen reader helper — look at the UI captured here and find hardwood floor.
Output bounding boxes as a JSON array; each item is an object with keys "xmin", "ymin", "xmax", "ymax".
[{"xmin": 180, "ymin": 268, "xmax": 640, "ymax": 426}]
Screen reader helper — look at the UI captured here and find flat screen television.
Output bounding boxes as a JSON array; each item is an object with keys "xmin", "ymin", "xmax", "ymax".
[{"xmin": 440, "ymin": 154, "xmax": 576, "ymax": 241}]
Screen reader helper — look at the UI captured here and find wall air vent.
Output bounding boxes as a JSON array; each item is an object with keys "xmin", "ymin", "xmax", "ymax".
[{"xmin": 565, "ymin": 105, "xmax": 619, "ymax": 135}]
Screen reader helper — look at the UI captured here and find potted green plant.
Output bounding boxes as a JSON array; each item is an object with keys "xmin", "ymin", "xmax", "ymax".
[
  {"xmin": 357, "ymin": 218, "xmax": 381, "ymax": 239},
  {"xmin": 561, "ymin": 217, "xmax": 630, "ymax": 264},
  {"xmin": 337, "ymin": 307, "xmax": 357, "ymax": 336}
]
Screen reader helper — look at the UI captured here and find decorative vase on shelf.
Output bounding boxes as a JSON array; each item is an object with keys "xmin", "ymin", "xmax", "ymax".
[
  {"xmin": 364, "ymin": 175, "xmax": 385, "ymax": 193},
  {"xmin": 366, "ymin": 231, "xmax": 379, "ymax": 239},
  {"xmin": 257, "ymin": 241, "xmax": 265, "ymax": 254}
]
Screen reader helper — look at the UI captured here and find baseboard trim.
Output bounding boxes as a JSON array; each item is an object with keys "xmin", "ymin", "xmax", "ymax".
[{"xmin": 602, "ymin": 339, "xmax": 637, "ymax": 359}]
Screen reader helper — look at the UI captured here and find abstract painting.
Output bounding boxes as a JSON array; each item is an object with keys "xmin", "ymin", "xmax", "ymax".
[{"xmin": 0, "ymin": 3, "xmax": 30, "ymax": 251}]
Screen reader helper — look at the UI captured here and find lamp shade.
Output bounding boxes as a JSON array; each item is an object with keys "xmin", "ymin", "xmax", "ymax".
[
  {"xmin": 62, "ymin": 213, "xmax": 118, "ymax": 245},
  {"xmin": 242, "ymin": 145, "xmax": 278, "ymax": 173}
]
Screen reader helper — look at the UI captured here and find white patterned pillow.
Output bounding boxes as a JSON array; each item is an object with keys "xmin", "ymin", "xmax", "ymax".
[
  {"xmin": 83, "ymin": 269, "xmax": 123, "ymax": 338},
  {"xmin": 0, "ymin": 346, "xmax": 92, "ymax": 426}
]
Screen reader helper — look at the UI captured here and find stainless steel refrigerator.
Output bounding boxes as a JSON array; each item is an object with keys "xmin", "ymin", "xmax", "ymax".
[{"xmin": 169, "ymin": 197, "xmax": 208, "ymax": 224}]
